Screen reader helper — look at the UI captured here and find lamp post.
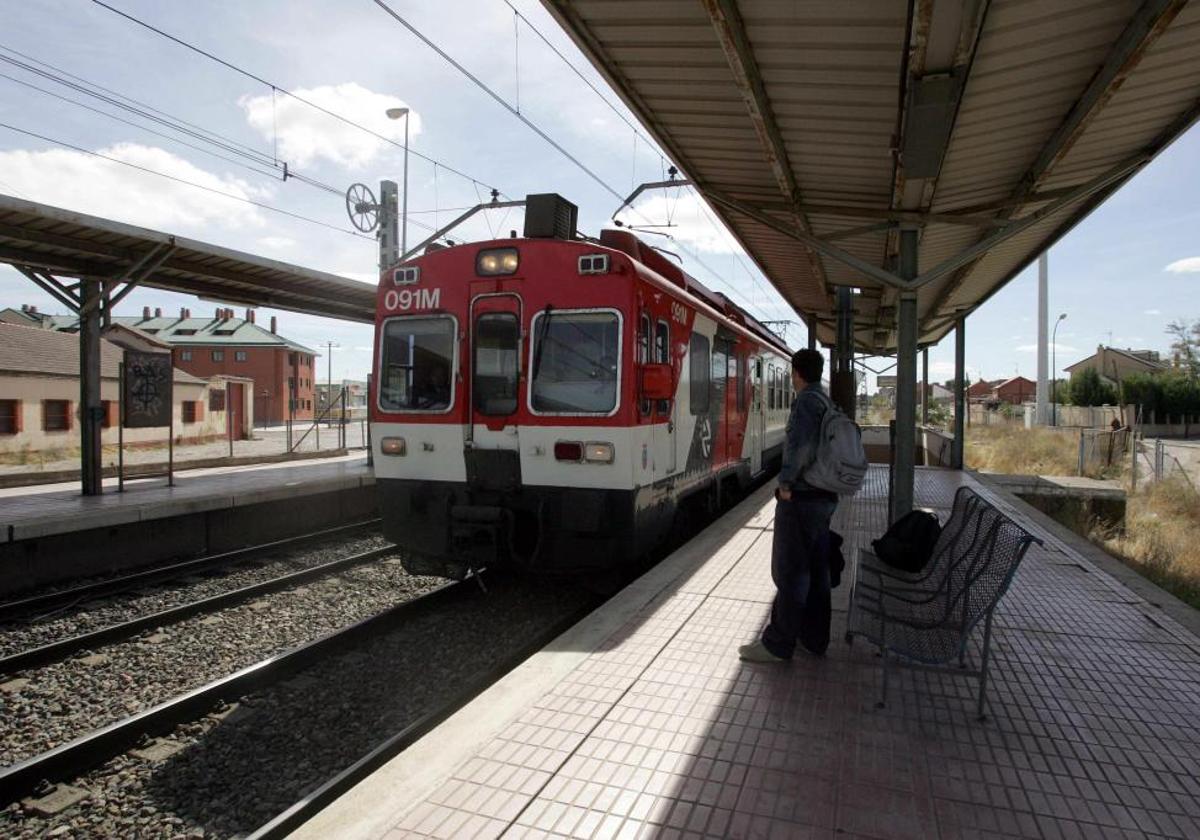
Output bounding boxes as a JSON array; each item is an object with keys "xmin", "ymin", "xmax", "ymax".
[
  {"xmin": 1052, "ymin": 313, "xmax": 1067, "ymax": 426},
  {"xmin": 386, "ymin": 106, "xmax": 410, "ymax": 258}
]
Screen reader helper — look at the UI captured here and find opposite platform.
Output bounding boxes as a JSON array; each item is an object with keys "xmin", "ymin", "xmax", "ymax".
[
  {"xmin": 295, "ymin": 467, "xmax": 1200, "ymax": 840},
  {"xmin": 0, "ymin": 454, "xmax": 374, "ymax": 543}
]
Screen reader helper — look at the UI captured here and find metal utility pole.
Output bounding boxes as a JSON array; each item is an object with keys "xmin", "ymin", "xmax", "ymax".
[
  {"xmin": 379, "ymin": 180, "xmax": 399, "ymax": 269},
  {"xmin": 325, "ymin": 341, "xmax": 340, "ymax": 427},
  {"xmin": 1036, "ymin": 251, "xmax": 1049, "ymax": 425}
]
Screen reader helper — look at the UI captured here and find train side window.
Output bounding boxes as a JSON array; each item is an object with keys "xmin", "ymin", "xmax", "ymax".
[
  {"xmin": 736, "ymin": 353, "xmax": 747, "ymax": 413},
  {"xmin": 379, "ymin": 315, "xmax": 456, "ymax": 412},
  {"xmin": 655, "ymin": 321, "xmax": 670, "ymax": 414},
  {"xmin": 689, "ymin": 334, "xmax": 709, "ymax": 416},
  {"xmin": 638, "ymin": 313, "xmax": 652, "ymax": 417}
]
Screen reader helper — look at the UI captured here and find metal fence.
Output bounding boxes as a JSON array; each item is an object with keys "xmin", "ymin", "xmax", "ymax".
[
  {"xmin": 1076, "ymin": 427, "xmax": 1130, "ymax": 476},
  {"xmin": 1130, "ymin": 437, "xmax": 1200, "ymax": 492}
]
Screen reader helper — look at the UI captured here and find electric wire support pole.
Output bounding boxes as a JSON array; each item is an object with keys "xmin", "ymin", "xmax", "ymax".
[{"xmin": 379, "ymin": 180, "xmax": 399, "ymax": 270}]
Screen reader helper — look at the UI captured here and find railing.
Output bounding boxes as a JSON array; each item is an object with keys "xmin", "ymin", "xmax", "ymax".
[{"xmin": 288, "ymin": 388, "xmax": 349, "ymax": 453}]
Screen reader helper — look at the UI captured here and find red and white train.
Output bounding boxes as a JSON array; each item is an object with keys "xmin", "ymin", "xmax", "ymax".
[{"xmin": 370, "ymin": 196, "xmax": 795, "ymax": 578}]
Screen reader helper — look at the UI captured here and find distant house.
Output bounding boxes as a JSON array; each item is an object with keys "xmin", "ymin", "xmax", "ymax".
[
  {"xmin": 0, "ymin": 322, "xmax": 249, "ymax": 456},
  {"xmin": 992, "ymin": 376, "xmax": 1036, "ymax": 405},
  {"xmin": 967, "ymin": 379, "xmax": 1001, "ymax": 403},
  {"xmin": 11, "ymin": 304, "xmax": 319, "ymax": 424},
  {"xmin": 1064, "ymin": 345, "xmax": 1170, "ymax": 387}
]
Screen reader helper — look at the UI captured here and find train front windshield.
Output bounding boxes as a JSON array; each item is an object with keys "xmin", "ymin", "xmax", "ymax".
[
  {"xmin": 530, "ymin": 311, "xmax": 620, "ymax": 414},
  {"xmin": 380, "ymin": 316, "xmax": 455, "ymax": 411}
]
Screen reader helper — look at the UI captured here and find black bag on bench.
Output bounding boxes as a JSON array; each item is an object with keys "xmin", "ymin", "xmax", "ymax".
[{"xmin": 871, "ymin": 510, "xmax": 942, "ymax": 573}]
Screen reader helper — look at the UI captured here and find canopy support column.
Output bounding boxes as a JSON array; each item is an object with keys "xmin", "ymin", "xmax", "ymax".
[
  {"xmin": 892, "ymin": 228, "xmax": 919, "ymax": 521},
  {"xmin": 79, "ymin": 277, "xmax": 103, "ymax": 496},
  {"xmin": 952, "ymin": 314, "xmax": 966, "ymax": 469},
  {"xmin": 921, "ymin": 348, "xmax": 929, "ymax": 425},
  {"xmin": 833, "ymin": 287, "xmax": 855, "ymax": 418}
]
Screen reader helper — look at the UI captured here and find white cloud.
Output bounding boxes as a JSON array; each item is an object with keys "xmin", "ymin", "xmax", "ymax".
[
  {"xmin": 929, "ymin": 360, "xmax": 955, "ymax": 375},
  {"xmin": 240, "ymin": 83, "xmax": 422, "ymax": 169},
  {"xmin": 1016, "ymin": 342, "xmax": 1077, "ymax": 354},
  {"xmin": 0, "ymin": 143, "xmax": 266, "ymax": 230},
  {"xmin": 1143, "ymin": 308, "xmax": 1162, "ymax": 315},
  {"xmin": 1165, "ymin": 256, "xmax": 1200, "ymax": 273},
  {"xmin": 258, "ymin": 236, "xmax": 297, "ymax": 251}
]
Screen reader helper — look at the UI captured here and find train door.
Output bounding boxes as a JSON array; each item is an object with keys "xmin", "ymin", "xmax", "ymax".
[
  {"xmin": 653, "ymin": 318, "xmax": 676, "ymax": 475},
  {"xmin": 747, "ymin": 356, "xmax": 763, "ymax": 475},
  {"xmin": 466, "ymin": 293, "xmax": 522, "ymax": 486}
]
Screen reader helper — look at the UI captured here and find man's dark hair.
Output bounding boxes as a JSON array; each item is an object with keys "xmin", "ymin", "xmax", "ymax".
[{"xmin": 791, "ymin": 348, "xmax": 823, "ymax": 384}]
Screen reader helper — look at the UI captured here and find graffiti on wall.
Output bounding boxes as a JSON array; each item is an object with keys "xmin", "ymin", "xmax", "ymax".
[{"xmin": 123, "ymin": 351, "xmax": 173, "ymax": 428}]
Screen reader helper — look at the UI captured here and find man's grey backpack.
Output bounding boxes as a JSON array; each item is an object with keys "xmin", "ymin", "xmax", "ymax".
[{"xmin": 804, "ymin": 390, "xmax": 869, "ymax": 495}]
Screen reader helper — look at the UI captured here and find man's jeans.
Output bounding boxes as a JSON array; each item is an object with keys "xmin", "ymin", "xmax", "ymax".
[{"xmin": 762, "ymin": 495, "xmax": 838, "ymax": 659}]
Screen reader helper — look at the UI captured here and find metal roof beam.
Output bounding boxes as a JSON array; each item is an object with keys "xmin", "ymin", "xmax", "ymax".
[
  {"xmin": 706, "ymin": 191, "xmax": 908, "ymax": 291},
  {"xmin": 736, "ymin": 200, "xmax": 1006, "ymax": 228},
  {"xmin": 14, "ymin": 265, "xmax": 81, "ymax": 313},
  {"xmin": 700, "ymin": 0, "xmax": 829, "ymax": 297},
  {"xmin": 105, "ymin": 240, "xmax": 178, "ymax": 313}
]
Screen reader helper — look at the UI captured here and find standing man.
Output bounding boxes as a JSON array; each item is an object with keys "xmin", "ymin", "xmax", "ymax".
[{"xmin": 739, "ymin": 348, "xmax": 838, "ymax": 662}]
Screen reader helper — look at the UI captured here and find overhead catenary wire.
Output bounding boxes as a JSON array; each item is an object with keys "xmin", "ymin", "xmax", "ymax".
[
  {"xmin": 0, "ymin": 122, "xmax": 374, "ymax": 239},
  {"xmin": 371, "ymin": 0, "xmax": 774, "ymax": 322},
  {"xmin": 88, "ymin": 0, "xmax": 506, "ymax": 196}
]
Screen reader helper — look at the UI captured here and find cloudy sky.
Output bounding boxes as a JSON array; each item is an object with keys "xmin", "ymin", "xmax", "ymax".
[{"xmin": 1, "ymin": 0, "xmax": 1197, "ymax": 388}]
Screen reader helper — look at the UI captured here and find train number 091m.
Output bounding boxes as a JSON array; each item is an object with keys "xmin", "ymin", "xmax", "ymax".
[{"xmin": 385, "ymin": 288, "xmax": 441, "ymax": 311}]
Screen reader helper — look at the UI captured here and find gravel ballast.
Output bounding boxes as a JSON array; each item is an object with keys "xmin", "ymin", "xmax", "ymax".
[
  {"xmin": 0, "ymin": 555, "xmax": 443, "ymax": 767},
  {"xmin": 0, "ymin": 577, "xmax": 593, "ymax": 839}
]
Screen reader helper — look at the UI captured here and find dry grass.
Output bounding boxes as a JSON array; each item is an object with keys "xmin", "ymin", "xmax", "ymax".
[
  {"xmin": 965, "ymin": 425, "xmax": 1079, "ymax": 476},
  {"xmin": 1095, "ymin": 478, "xmax": 1200, "ymax": 610}
]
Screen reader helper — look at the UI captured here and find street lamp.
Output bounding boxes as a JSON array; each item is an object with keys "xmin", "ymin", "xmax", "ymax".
[
  {"xmin": 1052, "ymin": 313, "xmax": 1067, "ymax": 426},
  {"xmin": 386, "ymin": 106, "xmax": 410, "ymax": 258}
]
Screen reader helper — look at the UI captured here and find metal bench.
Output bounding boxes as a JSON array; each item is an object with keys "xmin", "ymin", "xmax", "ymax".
[{"xmin": 846, "ymin": 486, "xmax": 1041, "ymax": 720}]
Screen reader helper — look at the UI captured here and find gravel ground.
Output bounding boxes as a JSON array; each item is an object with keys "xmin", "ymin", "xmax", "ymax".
[
  {"xmin": 0, "ymin": 577, "xmax": 593, "ymax": 839},
  {"xmin": 0, "ymin": 557, "xmax": 444, "ymax": 767},
  {"xmin": 0, "ymin": 528, "xmax": 389, "ymax": 658}
]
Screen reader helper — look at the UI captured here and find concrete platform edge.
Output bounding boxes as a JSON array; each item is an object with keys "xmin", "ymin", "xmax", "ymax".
[
  {"xmin": 975, "ymin": 471, "xmax": 1200, "ymax": 642},
  {"xmin": 288, "ymin": 483, "xmax": 776, "ymax": 840}
]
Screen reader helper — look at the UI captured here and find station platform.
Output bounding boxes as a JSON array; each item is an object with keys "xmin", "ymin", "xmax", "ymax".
[
  {"xmin": 295, "ymin": 466, "xmax": 1200, "ymax": 840},
  {"xmin": 0, "ymin": 455, "xmax": 376, "ymax": 593}
]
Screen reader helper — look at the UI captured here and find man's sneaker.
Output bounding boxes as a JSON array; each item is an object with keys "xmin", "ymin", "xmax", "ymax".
[{"xmin": 738, "ymin": 641, "xmax": 787, "ymax": 663}]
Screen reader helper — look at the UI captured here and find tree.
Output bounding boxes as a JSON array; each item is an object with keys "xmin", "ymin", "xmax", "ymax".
[
  {"xmin": 1166, "ymin": 318, "xmax": 1200, "ymax": 379},
  {"xmin": 1121, "ymin": 372, "xmax": 1161, "ymax": 416},
  {"xmin": 1068, "ymin": 368, "xmax": 1117, "ymax": 406}
]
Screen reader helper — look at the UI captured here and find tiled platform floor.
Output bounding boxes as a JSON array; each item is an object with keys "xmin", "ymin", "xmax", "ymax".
[
  {"xmin": 0, "ymin": 454, "xmax": 372, "ymax": 540},
  {"xmin": 344, "ymin": 467, "xmax": 1200, "ymax": 839}
]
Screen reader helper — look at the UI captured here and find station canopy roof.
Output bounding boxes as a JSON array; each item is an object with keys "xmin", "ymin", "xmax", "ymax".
[
  {"xmin": 0, "ymin": 194, "xmax": 376, "ymax": 323},
  {"xmin": 544, "ymin": 0, "xmax": 1200, "ymax": 353}
]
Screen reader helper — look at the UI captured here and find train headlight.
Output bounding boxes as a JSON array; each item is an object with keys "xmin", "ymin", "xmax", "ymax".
[
  {"xmin": 380, "ymin": 436, "xmax": 407, "ymax": 456},
  {"xmin": 584, "ymin": 442, "xmax": 614, "ymax": 464},
  {"xmin": 477, "ymin": 247, "xmax": 519, "ymax": 276}
]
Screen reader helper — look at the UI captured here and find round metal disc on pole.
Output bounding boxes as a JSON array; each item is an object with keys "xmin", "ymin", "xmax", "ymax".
[{"xmin": 345, "ymin": 183, "xmax": 379, "ymax": 233}]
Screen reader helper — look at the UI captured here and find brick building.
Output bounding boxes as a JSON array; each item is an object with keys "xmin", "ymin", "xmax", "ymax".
[
  {"xmin": 5, "ymin": 305, "xmax": 318, "ymax": 424},
  {"xmin": 991, "ymin": 375, "xmax": 1035, "ymax": 405}
]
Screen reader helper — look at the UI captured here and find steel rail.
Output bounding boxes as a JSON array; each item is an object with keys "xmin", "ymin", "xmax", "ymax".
[
  {"xmin": 0, "ymin": 518, "xmax": 381, "ymax": 623},
  {"xmin": 0, "ymin": 543, "xmax": 397, "ymax": 676},
  {"xmin": 0, "ymin": 579, "xmax": 473, "ymax": 805},
  {"xmin": 249, "ymin": 592, "xmax": 600, "ymax": 839}
]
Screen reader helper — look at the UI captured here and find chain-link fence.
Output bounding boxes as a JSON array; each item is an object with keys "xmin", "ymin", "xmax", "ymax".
[
  {"xmin": 1130, "ymin": 437, "xmax": 1200, "ymax": 492},
  {"xmin": 1075, "ymin": 427, "xmax": 1130, "ymax": 476}
]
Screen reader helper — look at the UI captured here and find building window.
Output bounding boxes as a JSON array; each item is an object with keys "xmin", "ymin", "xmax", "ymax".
[
  {"xmin": 0, "ymin": 399, "xmax": 18, "ymax": 435},
  {"xmin": 212, "ymin": 350, "xmax": 224, "ymax": 362},
  {"xmin": 43, "ymin": 399, "xmax": 71, "ymax": 432},
  {"xmin": 289, "ymin": 352, "xmax": 297, "ymax": 365},
  {"xmin": 689, "ymin": 334, "xmax": 710, "ymax": 416},
  {"xmin": 182, "ymin": 401, "xmax": 199, "ymax": 423},
  {"xmin": 180, "ymin": 350, "xmax": 193, "ymax": 362},
  {"xmin": 235, "ymin": 350, "xmax": 247, "ymax": 362},
  {"xmin": 209, "ymin": 389, "xmax": 226, "ymax": 412},
  {"xmin": 101, "ymin": 400, "xmax": 115, "ymax": 429}
]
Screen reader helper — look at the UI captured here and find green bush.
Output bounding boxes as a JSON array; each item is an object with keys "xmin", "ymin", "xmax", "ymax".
[{"xmin": 1068, "ymin": 368, "xmax": 1117, "ymax": 406}]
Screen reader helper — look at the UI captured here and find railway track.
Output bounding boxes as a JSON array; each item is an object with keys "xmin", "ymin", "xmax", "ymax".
[
  {"xmin": 0, "ymin": 543, "xmax": 397, "ymax": 675},
  {"xmin": 0, "ymin": 576, "xmax": 597, "ymax": 839},
  {"xmin": 0, "ymin": 579, "xmax": 471, "ymax": 804},
  {"xmin": 0, "ymin": 519, "xmax": 382, "ymax": 624}
]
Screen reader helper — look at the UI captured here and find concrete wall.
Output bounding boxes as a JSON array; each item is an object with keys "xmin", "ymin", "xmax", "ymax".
[{"xmin": 0, "ymin": 373, "xmax": 219, "ymax": 456}]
